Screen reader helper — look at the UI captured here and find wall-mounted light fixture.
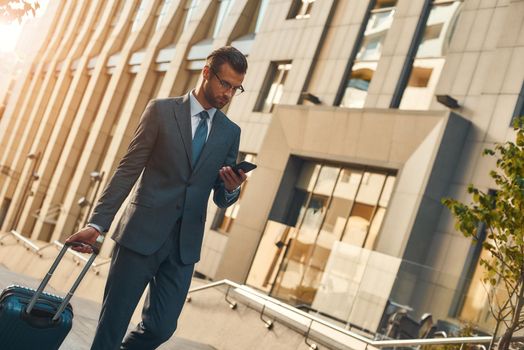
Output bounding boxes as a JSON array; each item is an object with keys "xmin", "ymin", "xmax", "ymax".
[
  {"xmin": 301, "ymin": 92, "xmax": 322, "ymax": 105},
  {"xmin": 436, "ymin": 94, "xmax": 460, "ymax": 109},
  {"xmin": 77, "ymin": 196, "xmax": 89, "ymax": 208}
]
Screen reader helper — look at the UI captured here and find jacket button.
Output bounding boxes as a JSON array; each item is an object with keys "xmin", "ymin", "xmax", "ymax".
[{"xmin": 176, "ymin": 204, "xmax": 181, "ymax": 209}]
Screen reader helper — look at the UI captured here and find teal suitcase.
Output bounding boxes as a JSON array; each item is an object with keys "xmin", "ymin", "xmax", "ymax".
[{"xmin": 0, "ymin": 241, "xmax": 98, "ymax": 349}]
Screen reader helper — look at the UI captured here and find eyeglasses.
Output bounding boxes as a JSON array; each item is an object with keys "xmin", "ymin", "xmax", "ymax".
[{"xmin": 210, "ymin": 68, "xmax": 245, "ymax": 96}]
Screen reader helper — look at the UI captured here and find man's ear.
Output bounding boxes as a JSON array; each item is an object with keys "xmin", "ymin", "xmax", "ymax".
[{"xmin": 202, "ymin": 65, "xmax": 210, "ymax": 81}]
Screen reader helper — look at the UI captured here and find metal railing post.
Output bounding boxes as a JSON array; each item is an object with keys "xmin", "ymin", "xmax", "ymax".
[{"xmin": 259, "ymin": 304, "xmax": 274, "ymax": 329}]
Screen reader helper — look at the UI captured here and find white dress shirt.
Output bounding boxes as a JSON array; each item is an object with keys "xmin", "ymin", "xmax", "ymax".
[
  {"xmin": 187, "ymin": 91, "xmax": 240, "ymax": 200},
  {"xmin": 189, "ymin": 90, "xmax": 216, "ymax": 141}
]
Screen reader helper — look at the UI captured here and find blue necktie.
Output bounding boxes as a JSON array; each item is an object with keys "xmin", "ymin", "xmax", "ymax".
[{"xmin": 192, "ymin": 110, "xmax": 209, "ymax": 165}]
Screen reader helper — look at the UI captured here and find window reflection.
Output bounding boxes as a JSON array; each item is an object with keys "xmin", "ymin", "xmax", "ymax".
[
  {"xmin": 288, "ymin": 0, "xmax": 315, "ymax": 20},
  {"xmin": 183, "ymin": 0, "xmax": 200, "ymax": 32},
  {"xmin": 255, "ymin": 62, "xmax": 293, "ymax": 113},
  {"xmin": 155, "ymin": 0, "xmax": 171, "ymax": 31},
  {"xmin": 399, "ymin": 0, "xmax": 461, "ymax": 110},
  {"xmin": 213, "ymin": 0, "xmax": 235, "ymax": 38},
  {"xmin": 246, "ymin": 221, "xmax": 292, "ymax": 292},
  {"xmin": 248, "ymin": 160, "xmax": 396, "ymax": 307},
  {"xmin": 340, "ymin": 1, "xmax": 398, "ymax": 108},
  {"xmin": 254, "ymin": 0, "xmax": 270, "ymax": 33},
  {"xmin": 313, "ymin": 165, "xmax": 339, "ymax": 196},
  {"xmin": 459, "ymin": 237, "xmax": 504, "ymax": 331},
  {"xmin": 297, "ymin": 163, "xmax": 320, "ymax": 192},
  {"xmin": 131, "ymin": 0, "xmax": 149, "ymax": 33},
  {"xmin": 300, "ymin": 194, "xmax": 329, "ymax": 241}
]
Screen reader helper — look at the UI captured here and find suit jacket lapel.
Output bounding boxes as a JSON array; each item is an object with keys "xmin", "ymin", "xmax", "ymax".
[
  {"xmin": 172, "ymin": 95, "xmax": 193, "ymax": 169},
  {"xmin": 193, "ymin": 110, "xmax": 228, "ymax": 174}
]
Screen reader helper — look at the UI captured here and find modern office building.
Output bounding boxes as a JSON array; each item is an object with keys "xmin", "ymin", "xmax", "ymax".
[{"xmin": 1, "ymin": 0, "xmax": 523, "ymax": 336}]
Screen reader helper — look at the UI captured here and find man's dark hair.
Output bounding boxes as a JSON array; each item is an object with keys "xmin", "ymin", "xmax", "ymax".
[{"xmin": 207, "ymin": 46, "xmax": 248, "ymax": 74}]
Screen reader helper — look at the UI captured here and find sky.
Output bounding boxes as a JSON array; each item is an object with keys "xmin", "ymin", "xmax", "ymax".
[{"xmin": 0, "ymin": 0, "xmax": 49, "ymax": 53}]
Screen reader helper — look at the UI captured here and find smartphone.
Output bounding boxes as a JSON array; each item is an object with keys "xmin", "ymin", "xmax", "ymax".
[{"xmin": 232, "ymin": 161, "xmax": 257, "ymax": 175}]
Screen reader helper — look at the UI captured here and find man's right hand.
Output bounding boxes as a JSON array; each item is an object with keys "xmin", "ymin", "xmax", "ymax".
[{"xmin": 65, "ymin": 226, "xmax": 100, "ymax": 254}]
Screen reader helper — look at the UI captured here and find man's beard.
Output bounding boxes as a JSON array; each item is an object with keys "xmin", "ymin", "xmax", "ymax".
[{"xmin": 204, "ymin": 85, "xmax": 228, "ymax": 109}]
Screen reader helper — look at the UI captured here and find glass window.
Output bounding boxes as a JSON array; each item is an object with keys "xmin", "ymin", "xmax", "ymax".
[
  {"xmin": 247, "ymin": 220, "xmax": 295, "ymax": 292},
  {"xmin": 131, "ymin": 0, "xmax": 150, "ymax": 32},
  {"xmin": 155, "ymin": 0, "xmax": 172, "ymax": 31},
  {"xmin": 110, "ymin": 0, "xmax": 125, "ymax": 29},
  {"xmin": 287, "ymin": 0, "xmax": 315, "ymax": 20},
  {"xmin": 296, "ymin": 163, "xmax": 321, "ymax": 192},
  {"xmin": 253, "ymin": 0, "xmax": 270, "ymax": 34},
  {"xmin": 313, "ymin": 165, "xmax": 339, "ymax": 196},
  {"xmin": 159, "ymin": 0, "xmax": 194, "ymax": 46},
  {"xmin": 459, "ymin": 244, "xmax": 493, "ymax": 326},
  {"xmin": 212, "ymin": 0, "xmax": 235, "ymax": 38},
  {"xmin": 183, "ymin": 0, "xmax": 200, "ymax": 32},
  {"xmin": 231, "ymin": 0, "xmax": 270, "ymax": 55},
  {"xmin": 255, "ymin": 61, "xmax": 292, "ymax": 113},
  {"xmin": 398, "ymin": 0, "xmax": 462, "ymax": 110},
  {"xmin": 365, "ymin": 175, "xmax": 395, "ymax": 249},
  {"xmin": 342, "ymin": 172, "xmax": 388, "ymax": 247},
  {"xmin": 272, "ymin": 197, "xmax": 329, "ymax": 303},
  {"xmin": 339, "ymin": 1, "xmax": 398, "ymax": 108},
  {"xmin": 511, "ymin": 81, "xmax": 524, "ymax": 124},
  {"xmin": 253, "ymin": 161, "xmax": 396, "ymax": 307}
]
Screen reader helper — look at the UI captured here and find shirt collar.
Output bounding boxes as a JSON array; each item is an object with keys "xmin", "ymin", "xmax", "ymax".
[{"xmin": 189, "ymin": 90, "xmax": 217, "ymax": 122}]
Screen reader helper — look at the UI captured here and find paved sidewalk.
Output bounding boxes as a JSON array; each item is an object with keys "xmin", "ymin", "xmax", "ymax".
[{"xmin": 0, "ymin": 265, "xmax": 216, "ymax": 350}]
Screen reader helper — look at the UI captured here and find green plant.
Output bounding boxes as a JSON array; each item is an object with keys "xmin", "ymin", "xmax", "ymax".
[{"xmin": 442, "ymin": 117, "xmax": 524, "ymax": 350}]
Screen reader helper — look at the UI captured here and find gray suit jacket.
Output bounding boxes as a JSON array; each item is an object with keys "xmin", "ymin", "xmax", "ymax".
[{"xmin": 89, "ymin": 95, "xmax": 240, "ymax": 264}]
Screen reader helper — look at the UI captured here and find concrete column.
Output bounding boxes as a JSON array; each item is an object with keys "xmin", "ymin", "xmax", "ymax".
[
  {"xmin": 29, "ymin": 0, "xmax": 141, "ymax": 240},
  {"xmin": 0, "ymin": 0, "xmax": 74, "ymax": 190},
  {"xmin": 12, "ymin": 0, "xmax": 117, "ymax": 236},
  {"xmin": 0, "ymin": 1, "xmax": 89, "ymax": 232},
  {"xmin": 48, "ymin": 0, "xmax": 161, "ymax": 242}
]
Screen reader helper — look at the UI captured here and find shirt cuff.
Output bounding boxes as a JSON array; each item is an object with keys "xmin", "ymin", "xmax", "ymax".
[
  {"xmin": 87, "ymin": 223, "xmax": 105, "ymax": 234},
  {"xmin": 224, "ymin": 186, "xmax": 240, "ymax": 201}
]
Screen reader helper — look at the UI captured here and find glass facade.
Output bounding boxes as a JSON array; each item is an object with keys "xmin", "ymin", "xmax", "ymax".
[
  {"xmin": 155, "ymin": 0, "xmax": 172, "ymax": 31},
  {"xmin": 459, "ymin": 242, "xmax": 493, "ymax": 325},
  {"xmin": 255, "ymin": 61, "xmax": 292, "ymax": 113},
  {"xmin": 109, "ymin": 0, "xmax": 124, "ymax": 27},
  {"xmin": 511, "ymin": 81, "xmax": 524, "ymax": 124},
  {"xmin": 183, "ymin": 0, "xmax": 200, "ymax": 32},
  {"xmin": 339, "ymin": 0, "xmax": 398, "ymax": 108},
  {"xmin": 288, "ymin": 0, "xmax": 315, "ymax": 20},
  {"xmin": 254, "ymin": 0, "xmax": 270, "ymax": 34},
  {"xmin": 399, "ymin": 0, "xmax": 461, "ymax": 110},
  {"xmin": 247, "ymin": 160, "xmax": 396, "ymax": 308},
  {"xmin": 131, "ymin": 0, "xmax": 150, "ymax": 32},
  {"xmin": 212, "ymin": 0, "xmax": 235, "ymax": 38}
]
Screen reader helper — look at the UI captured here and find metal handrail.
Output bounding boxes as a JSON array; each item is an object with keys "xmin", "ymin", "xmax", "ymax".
[
  {"xmin": 187, "ymin": 279, "xmax": 524, "ymax": 349},
  {"xmin": 0, "ymin": 230, "xmax": 110, "ymax": 273},
  {"xmin": 0, "ymin": 230, "xmax": 54, "ymax": 255},
  {"xmin": 296, "ymin": 303, "xmax": 376, "ymax": 336},
  {"xmin": 2, "ymin": 232, "xmax": 524, "ymax": 347}
]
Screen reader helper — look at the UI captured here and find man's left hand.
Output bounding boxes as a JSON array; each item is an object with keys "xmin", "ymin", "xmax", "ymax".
[{"xmin": 219, "ymin": 166, "xmax": 247, "ymax": 192}]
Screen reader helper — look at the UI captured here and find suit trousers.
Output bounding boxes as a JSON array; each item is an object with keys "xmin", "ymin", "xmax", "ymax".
[{"xmin": 90, "ymin": 219, "xmax": 195, "ymax": 350}]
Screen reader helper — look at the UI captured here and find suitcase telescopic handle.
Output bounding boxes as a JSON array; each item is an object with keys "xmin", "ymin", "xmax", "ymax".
[{"xmin": 26, "ymin": 241, "xmax": 99, "ymax": 320}]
